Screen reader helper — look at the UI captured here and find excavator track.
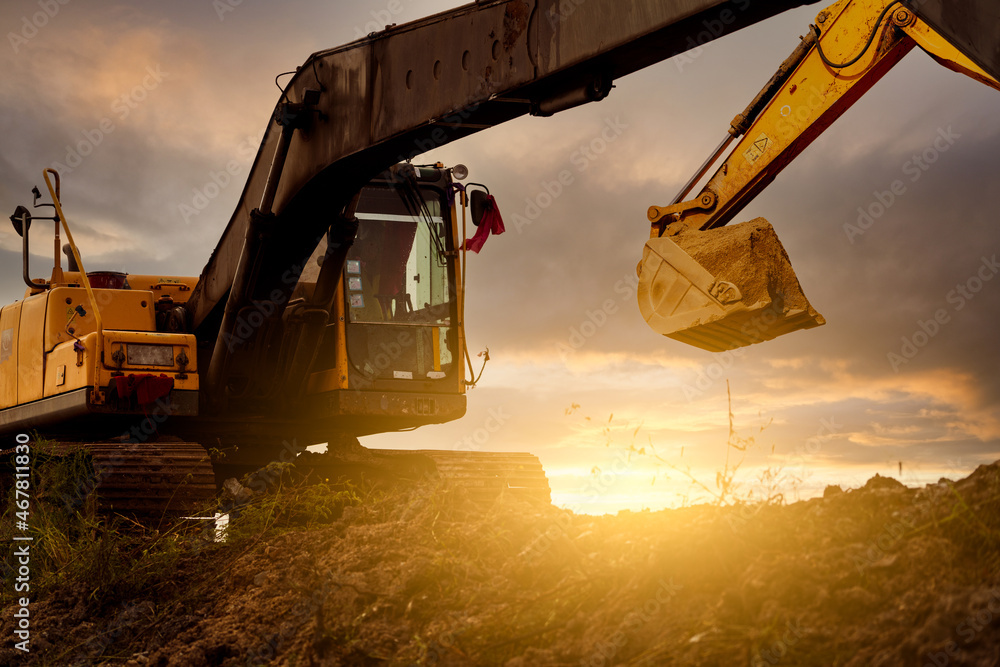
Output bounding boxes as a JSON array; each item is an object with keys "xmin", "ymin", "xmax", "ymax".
[
  {"xmin": 405, "ymin": 450, "xmax": 551, "ymax": 504},
  {"xmin": 290, "ymin": 443, "xmax": 551, "ymax": 505},
  {"xmin": 43, "ymin": 440, "xmax": 217, "ymax": 521}
]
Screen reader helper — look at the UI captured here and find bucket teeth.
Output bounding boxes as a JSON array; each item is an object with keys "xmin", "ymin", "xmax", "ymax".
[{"xmin": 638, "ymin": 217, "xmax": 824, "ymax": 352}]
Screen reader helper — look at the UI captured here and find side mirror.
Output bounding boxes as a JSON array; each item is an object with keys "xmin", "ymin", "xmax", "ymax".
[
  {"xmin": 470, "ymin": 190, "xmax": 490, "ymax": 227},
  {"xmin": 9, "ymin": 205, "xmax": 31, "ymax": 238}
]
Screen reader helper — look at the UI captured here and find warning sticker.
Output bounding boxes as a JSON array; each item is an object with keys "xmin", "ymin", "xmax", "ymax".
[
  {"xmin": 350, "ymin": 294, "xmax": 365, "ymax": 308},
  {"xmin": 743, "ymin": 132, "xmax": 772, "ymax": 164}
]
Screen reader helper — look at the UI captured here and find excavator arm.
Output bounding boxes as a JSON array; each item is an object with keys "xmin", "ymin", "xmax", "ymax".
[
  {"xmin": 183, "ymin": 0, "xmax": 826, "ymax": 405},
  {"xmin": 180, "ymin": 0, "xmax": 999, "ymax": 401},
  {"xmin": 638, "ymin": 0, "xmax": 1000, "ymax": 351}
]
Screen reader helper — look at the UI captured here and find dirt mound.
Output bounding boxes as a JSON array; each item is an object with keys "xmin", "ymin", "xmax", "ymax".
[{"xmin": 3, "ymin": 461, "xmax": 999, "ymax": 666}]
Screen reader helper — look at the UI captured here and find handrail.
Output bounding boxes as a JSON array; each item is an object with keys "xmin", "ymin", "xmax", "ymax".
[{"xmin": 42, "ymin": 169, "xmax": 104, "ymax": 397}]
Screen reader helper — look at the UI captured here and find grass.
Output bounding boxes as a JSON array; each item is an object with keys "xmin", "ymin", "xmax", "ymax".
[
  {"xmin": 3, "ymin": 420, "xmax": 998, "ymax": 665},
  {"xmin": 224, "ymin": 462, "xmax": 360, "ymax": 543},
  {"xmin": 573, "ymin": 380, "xmax": 798, "ymax": 510},
  {"xmin": 0, "ymin": 438, "xmax": 359, "ymax": 617}
]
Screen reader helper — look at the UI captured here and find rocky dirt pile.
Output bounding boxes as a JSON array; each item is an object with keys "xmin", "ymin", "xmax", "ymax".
[
  {"xmin": 672, "ymin": 218, "xmax": 812, "ymax": 313},
  {"xmin": 2, "ymin": 460, "xmax": 999, "ymax": 666}
]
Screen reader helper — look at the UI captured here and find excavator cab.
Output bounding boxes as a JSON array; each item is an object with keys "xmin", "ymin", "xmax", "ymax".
[
  {"xmin": 261, "ymin": 162, "xmax": 482, "ymax": 444},
  {"xmin": 297, "ymin": 164, "xmax": 460, "ymax": 394}
]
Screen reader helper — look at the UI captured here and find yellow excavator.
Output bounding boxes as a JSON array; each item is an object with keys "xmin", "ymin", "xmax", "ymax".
[{"xmin": 1, "ymin": 0, "xmax": 997, "ymax": 518}]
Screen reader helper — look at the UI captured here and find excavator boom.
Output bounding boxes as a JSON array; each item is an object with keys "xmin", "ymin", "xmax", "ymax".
[
  {"xmin": 183, "ymin": 0, "xmax": 824, "ymax": 403},
  {"xmin": 639, "ymin": 0, "xmax": 999, "ymax": 351}
]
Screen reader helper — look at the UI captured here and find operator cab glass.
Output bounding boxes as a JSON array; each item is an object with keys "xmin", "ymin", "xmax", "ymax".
[
  {"xmin": 300, "ymin": 172, "xmax": 458, "ymax": 385},
  {"xmin": 346, "ymin": 186, "xmax": 452, "ymax": 327},
  {"xmin": 345, "ymin": 181, "xmax": 456, "ymax": 383}
]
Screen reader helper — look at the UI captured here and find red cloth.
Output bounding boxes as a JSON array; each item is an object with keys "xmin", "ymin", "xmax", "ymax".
[
  {"xmin": 464, "ymin": 195, "xmax": 505, "ymax": 253},
  {"xmin": 114, "ymin": 374, "xmax": 174, "ymax": 406},
  {"xmin": 380, "ymin": 221, "xmax": 418, "ymax": 295}
]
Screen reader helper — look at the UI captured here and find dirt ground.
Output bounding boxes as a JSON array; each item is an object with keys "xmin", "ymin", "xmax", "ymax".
[{"xmin": 3, "ymin": 459, "xmax": 1000, "ymax": 666}]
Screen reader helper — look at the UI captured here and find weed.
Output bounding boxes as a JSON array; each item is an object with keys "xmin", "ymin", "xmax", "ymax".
[{"xmin": 573, "ymin": 380, "xmax": 789, "ymax": 508}]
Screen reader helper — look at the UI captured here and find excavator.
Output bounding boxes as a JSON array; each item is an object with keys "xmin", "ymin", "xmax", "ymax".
[{"xmin": 1, "ymin": 0, "xmax": 997, "ymax": 518}]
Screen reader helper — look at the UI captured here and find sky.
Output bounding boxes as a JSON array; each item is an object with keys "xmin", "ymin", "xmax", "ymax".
[{"xmin": 2, "ymin": 0, "xmax": 999, "ymax": 514}]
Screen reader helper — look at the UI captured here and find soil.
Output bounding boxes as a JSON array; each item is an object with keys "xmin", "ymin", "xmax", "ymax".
[
  {"xmin": 3, "ymin": 461, "xmax": 1000, "ymax": 666},
  {"xmin": 672, "ymin": 218, "xmax": 814, "ymax": 313}
]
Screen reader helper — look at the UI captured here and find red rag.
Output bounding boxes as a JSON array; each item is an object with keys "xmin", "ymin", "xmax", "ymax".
[
  {"xmin": 464, "ymin": 195, "xmax": 505, "ymax": 253},
  {"xmin": 114, "ymin": 375, "xmax": 131, "ymax": 399},
  {"xmin": 135, "ymin": 374, "xmax": 174, "ymax": 406}
]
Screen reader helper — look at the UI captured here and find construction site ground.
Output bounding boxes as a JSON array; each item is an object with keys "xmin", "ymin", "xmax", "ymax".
[{"xmin": 2, "ymin": 458, "xmax": 999, "ymax": 666}]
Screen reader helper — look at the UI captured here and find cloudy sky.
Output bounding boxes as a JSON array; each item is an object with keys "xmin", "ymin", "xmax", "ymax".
[{"xmin": 2, "ymin": 0, "xmax": 999, "ymax": 513}]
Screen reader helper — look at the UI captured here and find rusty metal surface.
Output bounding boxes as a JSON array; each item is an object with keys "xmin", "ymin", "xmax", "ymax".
[
  {"xmin": 902, "ymin": 0, "xmax": 1000, "ymax": 80},
  {"xmin": 185, "ymin": 0, "xmax": 821, "ymax": 359}
]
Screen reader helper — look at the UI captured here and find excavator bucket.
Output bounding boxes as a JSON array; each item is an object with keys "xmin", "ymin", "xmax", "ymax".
[{"xmin": 637, "ymin": 218, "xmax": 824, "ymax": 352}]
